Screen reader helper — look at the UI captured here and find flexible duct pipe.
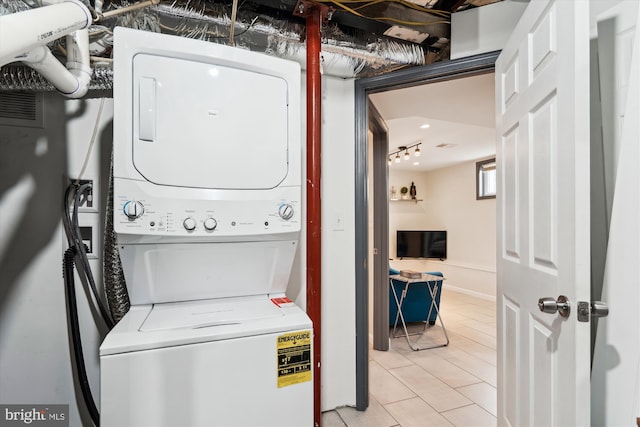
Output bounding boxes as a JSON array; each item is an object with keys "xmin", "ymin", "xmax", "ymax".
[
  {"xmin": 104, "ymin": 161, "xmax": 130, "ymax": 323},
  {"xmin": 306, "ymin": 7, "xmax": 322, "ymax": 427}
]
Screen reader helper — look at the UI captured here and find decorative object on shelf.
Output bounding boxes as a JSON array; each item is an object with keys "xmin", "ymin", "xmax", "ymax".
[
  {"xmin": 400, "ymin": 186, "xmax": 409, "ymax": 199},
  {"xmin": 388, "ymin": 142, "xmax": 422, "ymax": 165},
  {"xmin": 390, "ymin": 186, "xmax": 397, "ymax": 200},
  {"xmin": 410, "ymin": 182, "xmax": 417, "ymax": 199}
]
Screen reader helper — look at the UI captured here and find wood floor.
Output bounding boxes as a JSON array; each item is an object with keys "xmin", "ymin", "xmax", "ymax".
[{"xmin": 323, "ymin": 288, "xmax": 497, "ymax": 427}]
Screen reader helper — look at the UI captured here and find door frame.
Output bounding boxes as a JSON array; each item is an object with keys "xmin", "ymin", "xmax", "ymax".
[{"xmin": 354, "ymin": 50, "xmax": 501, "ymax": 410}]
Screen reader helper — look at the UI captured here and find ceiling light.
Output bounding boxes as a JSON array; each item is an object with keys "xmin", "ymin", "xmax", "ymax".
[
  {"xmin": 413, "ymin": 162, "xmax": 420, "ymax": 166},
  {"xmin": 389, "ymin": 143, "xmax": 422, "ymax": 164},
  {"xmin": 420, "ymin": 124, "xmax": 430, "ymax": 129}
]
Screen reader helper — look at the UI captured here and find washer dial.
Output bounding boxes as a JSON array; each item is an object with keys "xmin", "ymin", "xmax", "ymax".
[
  {"xmin": 183, "ymin": 217, "xmax": 197, "ymax": 231},
  {"xmin": 204, "ymin": 217, "xmax": 218, "ymax": 231},
  {"xmin": 278, "ymin": 204, "xmax": 294, "ymax": 220},
  {"xmin": 123, "ymin": 201, "xmax": 145, "ymax": 219}
]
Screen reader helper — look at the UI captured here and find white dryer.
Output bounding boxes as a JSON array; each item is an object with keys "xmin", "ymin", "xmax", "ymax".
[{"xmin": 100, "ymin": 28, "xmax": 311, "ymax": 427}]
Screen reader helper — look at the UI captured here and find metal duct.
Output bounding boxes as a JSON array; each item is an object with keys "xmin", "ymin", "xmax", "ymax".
[
  {"xmin": 152, "ymin": 2, "xmax": 425, "ymax": 75},
  {"xmin": 0, "ymin": 64, "xmax": 113, "ymax": 91},
  {"xmin": 0, "ymin": 0, "xmax": 426, "ymax": 91}
]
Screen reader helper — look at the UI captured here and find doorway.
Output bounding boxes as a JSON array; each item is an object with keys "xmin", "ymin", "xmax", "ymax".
[{"xmin": 354, "ymin": 50, "xmax": 499, "ymax": 410}]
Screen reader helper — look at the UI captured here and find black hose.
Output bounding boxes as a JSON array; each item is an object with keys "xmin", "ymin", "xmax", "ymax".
[
  {"xmin": 63, "ymin": 247, "xmax": 100, "ymax": 427},
  {"xmin": 63, "ymin": 183, "xmax": 115, "ymax": 329}
]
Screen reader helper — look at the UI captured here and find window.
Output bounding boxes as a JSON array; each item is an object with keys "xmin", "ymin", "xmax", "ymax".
[{"xmin": 476, "ymin": 158, "xmax": 496, "ymax": 200}]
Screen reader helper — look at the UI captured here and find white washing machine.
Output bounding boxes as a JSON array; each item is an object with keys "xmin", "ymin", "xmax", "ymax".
[{"xmin": 100, "ymin": 28, "xmax": 312, "ymax": 427}]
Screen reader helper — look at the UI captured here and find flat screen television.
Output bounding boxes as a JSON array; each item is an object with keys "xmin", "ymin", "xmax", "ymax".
[{"xmin": 396, "ymin": 230, "xmax": 447, "ymax": 260}]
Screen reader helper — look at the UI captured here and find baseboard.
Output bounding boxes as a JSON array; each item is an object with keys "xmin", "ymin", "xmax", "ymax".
[{"xmin": 444, "ymin": 283, "xmax": 496, "ymax": 302}]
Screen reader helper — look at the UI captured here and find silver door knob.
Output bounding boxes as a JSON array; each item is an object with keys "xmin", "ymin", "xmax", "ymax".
[{"xmin": 538, "ymin": 295, "xmax": 570, "ymax": 318}]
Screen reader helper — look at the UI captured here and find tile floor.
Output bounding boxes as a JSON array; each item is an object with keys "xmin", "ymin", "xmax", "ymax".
[{"xmin": 322, "ymin": 287, "xmax": 497, "ymax": 427}]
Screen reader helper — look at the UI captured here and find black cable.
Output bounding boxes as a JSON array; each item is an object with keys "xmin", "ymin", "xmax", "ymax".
[
  {"xmin": 63, "ymin": 183, "xmax": 115, "ymax": 329},
  {"xmin": 63, "ymin": 248, "xmax": 100, "ymax": 427}
]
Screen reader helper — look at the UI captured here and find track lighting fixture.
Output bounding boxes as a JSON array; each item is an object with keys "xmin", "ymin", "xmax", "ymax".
[{"xmin": 388, "ymin": 142, "xmax": 422, "ymax": 165}]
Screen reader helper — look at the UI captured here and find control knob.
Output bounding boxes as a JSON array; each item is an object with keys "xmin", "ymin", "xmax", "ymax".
[
  {"xmin": 123, "ymin": 200, "xmax": 145, "ymax": 220},
  {"xmin": 204, "ymin": 217, "xmax": 218, "ymax": 231},
  {"xmin": 279, "ymin": 204, "xmax": 294, "ymax": 220},
  {"xmin": 183, "ymin": 217, "xmax": 197, "ymax": 231}
]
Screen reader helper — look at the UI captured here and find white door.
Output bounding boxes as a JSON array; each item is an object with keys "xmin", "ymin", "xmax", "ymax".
[{"xmin": 495, "ymin": 1, "xmax": 590, "ymax": 426}]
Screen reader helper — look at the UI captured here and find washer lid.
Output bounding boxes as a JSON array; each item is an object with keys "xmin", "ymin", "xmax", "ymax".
[
  {"xmin": 99, "ymin": 295, "xmax": 312, "ymax": 356},
  {"xmin": 140, "ymin": 297, "xmax": 283, "ymax": 331}
]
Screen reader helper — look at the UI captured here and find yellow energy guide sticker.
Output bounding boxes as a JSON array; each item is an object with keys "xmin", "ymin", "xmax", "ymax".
[{"xmin": 277, "ymin": 330, "xmax": 312, "ymax": 388}]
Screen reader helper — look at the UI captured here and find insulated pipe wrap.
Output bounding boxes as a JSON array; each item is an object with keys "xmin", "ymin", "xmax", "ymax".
[
  {"xmin": 0, "ymin": 65, "xmax": 113, "ymax": 91},
  {"xmin": 0, "ymin": 0, "xmax": 425, "ymax": 92}
]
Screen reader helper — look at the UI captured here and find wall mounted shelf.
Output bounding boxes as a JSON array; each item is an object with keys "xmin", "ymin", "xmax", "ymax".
[{"xmin": 390, "ymin": 199, "xmax": 423, "ymax": 203}]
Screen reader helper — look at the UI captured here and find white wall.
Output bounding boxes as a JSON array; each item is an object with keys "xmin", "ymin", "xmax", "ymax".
[
  {"xmin": 450, "ymin": 0, "xmax": 528, "ymax": 60},
  {"xmin": 590, "ymin": 1, "xmax": 639, "ymax": 425},
  {"xmin": 389, "ymin": 160, "xmax": 496, "ymax": 298},
  {"xmin": 318, "ymin": 76, "xmax": 356, "ymax": 410}
]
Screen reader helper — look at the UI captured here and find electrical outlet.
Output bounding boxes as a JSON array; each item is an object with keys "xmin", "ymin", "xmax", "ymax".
[
  {"xmin": 80, "ymin": 226, "xmax": 93, "ymax": 254},
  {"xmin": 65, "ymin": 177, "xmax": 94, "ymax": 209},
  {"xmin": 76, "ymin": 179, "xmax": 93, "ymax": 208}
]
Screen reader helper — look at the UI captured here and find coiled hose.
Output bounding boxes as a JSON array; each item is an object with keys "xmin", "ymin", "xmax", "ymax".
[{"xmin": 63, "ymin": 247, "xmax": 100, "ymax": 427}]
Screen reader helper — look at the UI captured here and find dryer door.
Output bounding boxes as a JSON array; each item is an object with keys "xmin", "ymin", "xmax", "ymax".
[{"xmin": 131, "ymin": 53, "xmax": 290, "ymax": 190}]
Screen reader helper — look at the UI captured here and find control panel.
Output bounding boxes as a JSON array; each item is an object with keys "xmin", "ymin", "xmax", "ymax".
[{"xmin": 114, "ymin": 179, "xmax": 300, "ymax": 237}]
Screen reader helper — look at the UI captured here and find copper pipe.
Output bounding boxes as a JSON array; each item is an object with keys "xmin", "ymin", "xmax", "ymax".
[{"xmin": 306, "ymin": 6, "xmax": 322, "ymax": 427}]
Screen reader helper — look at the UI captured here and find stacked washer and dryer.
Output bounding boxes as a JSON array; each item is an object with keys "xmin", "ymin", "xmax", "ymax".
[{"xmin": 99, "ymin": 28, "xmax": 312, "ymax": 427}]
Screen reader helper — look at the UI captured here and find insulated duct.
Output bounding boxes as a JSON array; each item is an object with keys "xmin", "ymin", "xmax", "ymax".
[
  {"xmin": 103, "ymin": 160, "xmax": 130, "ymax": 323},
  {"xmin": 0, "ymin": 0, "xmax": 426, "ymax": 92}
]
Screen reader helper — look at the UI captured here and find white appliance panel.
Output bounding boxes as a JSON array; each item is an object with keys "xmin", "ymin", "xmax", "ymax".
[
  {"xmin": 120, "ymin": 240, "xmax": 298, "ymax": 305},
  {"xmin": 100, "ymin": 299, "xmax": 313, "ymax": 427},
  {"xmin": 101, "ymin": 332, "xmax": 313, "ymax": 427},
  {"xmin": 132, "ymin": 54, "xmax": 289, "ymax": 190},
  {"xmin": 113, "ymin": 27, "xmax": 301, "ymax": 194}
]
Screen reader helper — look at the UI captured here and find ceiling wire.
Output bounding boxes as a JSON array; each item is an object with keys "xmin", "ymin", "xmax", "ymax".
[
  {"xmin": 313, "ymin": 0, "xmax": 452, "ymax": 20},
  {"xmin": 322, "ymin": 0, "xmax": 450, "ymax": 26},
  {"xmin": 229, "ymin": 0, "xmax": 239, "ymax": 45}
]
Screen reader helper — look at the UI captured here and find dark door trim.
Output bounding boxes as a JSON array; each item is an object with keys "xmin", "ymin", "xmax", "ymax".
[{"xmin": 354, "ymin": 50, "xmax": 500, "ymax": 411}]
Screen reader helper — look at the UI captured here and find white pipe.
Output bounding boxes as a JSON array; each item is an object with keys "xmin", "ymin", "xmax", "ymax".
[
  {"xmin": 21, "ymin": 46, "xmax": 80, "ymax": 94},
  {"xmin": 0, "ymin": 1, "xmax": 93, "ymax": 98},
  {"xmin": 64, "ymin": 29, "xmax": 92, "ymax": 97},
  {"xmin": 0, "ymin": 1, "xmax": 91, "ymax": 67}
]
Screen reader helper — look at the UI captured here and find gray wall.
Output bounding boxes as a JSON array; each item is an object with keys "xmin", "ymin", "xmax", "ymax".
[{"xmin": 0, "ymin": 94, "xmax": 113, "ymax": 426}]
